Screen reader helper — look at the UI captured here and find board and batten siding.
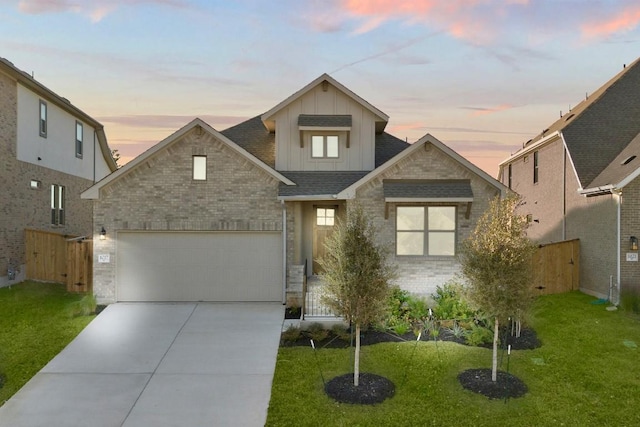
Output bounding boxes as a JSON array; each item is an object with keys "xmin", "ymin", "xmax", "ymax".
[{"xmin": 274, "ymin": 83, "xmax": 377, "ymax": 171}]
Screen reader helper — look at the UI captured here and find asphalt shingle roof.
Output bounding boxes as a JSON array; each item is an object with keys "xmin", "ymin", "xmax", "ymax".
[
  {"xmin": 298, "ymin": 115, "xmax": 352, "ymax": 127},
  {"xmin": 383, "ymin": 179, "xmax": 473, "ymax": 199},
  {"xmin": 278, "ymin": 171, "xmax": 369, "ymax": 197}
]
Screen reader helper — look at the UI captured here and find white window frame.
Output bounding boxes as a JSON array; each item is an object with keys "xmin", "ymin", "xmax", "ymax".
[
  {"xmin": 75, "ymin": 121, "xmax": 83, "ymax": 158},
  {"xmin": 396, "ymin": 206, "xmax": 456, "ymax": 256},
  {"xmin": 311, "ymin": 134, "xmax": 339, "ymax": 159},
  {"xmin": 39, "ymin": 100, "xmax": 47, "ymax": 138},
  {"xmin": 51, "ymin": 184, "xmax": 65, "ymax": 226},
  {"xmin": 193, "ymin": 155, "xmax": 207, "ymax": 180}
]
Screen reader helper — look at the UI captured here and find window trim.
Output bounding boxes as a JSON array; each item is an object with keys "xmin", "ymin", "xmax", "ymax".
[
  {"xmin": 192, "ymin": 155, "xmax": 207, "ymax": 181},
  {"xmin": 395, "ymin": 205, "xmax": 457, "ymax": 257},
  {"xmin": 51, "ymin": 184, "xmax": 65, "ymax": 226},
  {"xmin": 310, "ymin": 134, "xmax": 340, "ymax": 159},
  {"xmin": 39, "ymin": 100, "xmax": 47, "ymax": 138},
  {"xmin": 75, "ymin": 121, "xmax": 83, "ymax": 158}
]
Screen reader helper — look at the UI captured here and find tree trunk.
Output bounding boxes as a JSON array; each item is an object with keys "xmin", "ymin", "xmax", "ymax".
[
  {"xmin": 492, "ymin": 317, "xmax": 499, "ymax": 382},
  {"xmin": 354, "ymin": 322, "xmax": 360, "ymax": 386}
]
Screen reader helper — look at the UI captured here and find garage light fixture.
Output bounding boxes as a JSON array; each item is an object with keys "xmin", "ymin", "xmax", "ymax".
[{"xmin": 100, "ymin": 227, "xmax": 107, "ymax": 240}]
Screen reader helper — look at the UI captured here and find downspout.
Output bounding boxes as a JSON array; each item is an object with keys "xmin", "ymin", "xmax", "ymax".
[
  {"xmin": 281, "ymin": 200, "xmax": 287, "ymax": 305},
  {"xmin": 562, "ymin": 144, "xmax": 566, "ymax": 240},
  {"xmin": 93, "ymin": 130, "xmax": 97, "ymax": 183},
  {"xmin": 615, "ymin": 190, "xmax": 621, "ymax": 305}
]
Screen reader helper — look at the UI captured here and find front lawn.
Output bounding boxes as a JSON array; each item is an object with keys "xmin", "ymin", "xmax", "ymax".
[
  {"xmin": 267, "ymin": 292, "xmax": 640, "ymax": 426},
  {"xmin": 0, "ymin": 281, "xmax": 95, "ymax": 406}
]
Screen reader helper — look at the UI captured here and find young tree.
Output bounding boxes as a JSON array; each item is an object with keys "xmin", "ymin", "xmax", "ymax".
[
  {"xmin": 458, "ymin": 195, "xmax": 536, "ymax": 382},
  {"xmin": 319, "ymin": 203, "xmax": 396, "ymax": 386}
]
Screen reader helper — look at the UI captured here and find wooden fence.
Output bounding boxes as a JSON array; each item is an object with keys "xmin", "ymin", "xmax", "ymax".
[
  {"xmin": 532, "ymin": 239, "xmax": 579, "ymax": 295},
  {"xmin": 25, "ymin": 229, "xmax": 92, "ymax": 292}
]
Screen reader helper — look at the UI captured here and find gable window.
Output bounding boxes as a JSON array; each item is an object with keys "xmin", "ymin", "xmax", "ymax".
[
  {"xmin": 75, "ymin": 121, "xmax": 83, "ymax": 158},
  {"xmin": 533, "ymin": 151, "xmax": 539, "ymax": 184},
  {"xmin": 39, "ymin": 100, "xmax": 47, "ymax": 138},
  {"xmin": 396, "ymin": 206, "xmax": 456, "ymax": 256},
  {"xmin": 193, "ymin": 155, "xmax": 207, "ymax": 180},
  {"xmin": 51, "ymin": 184, "xmax": 65, "ymax": 226},
  {"xmin": 311, "ymin": 135, "xmax": 339, "ymax": 158}
]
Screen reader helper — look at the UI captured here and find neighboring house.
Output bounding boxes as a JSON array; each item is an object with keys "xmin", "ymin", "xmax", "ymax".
[
  {"xmin": 498, "ymin": 57, "xmax": 640, "ymax": 302},
  {"xmin": 82, "ymin": 74, "xmax": 506, "ymax": 305},
  {"xmin": 0, "ymin": 58, "xmax": 117, "ymax": 287}
]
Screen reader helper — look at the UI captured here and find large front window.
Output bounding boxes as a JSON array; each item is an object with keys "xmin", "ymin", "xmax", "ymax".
[
  {"xmin": 311, "ymin": 135, "xmax": 339, "ymax": 158},
  {"xmin": 396, "ymin": 206, "xmax": 456, "ymax": 256}
]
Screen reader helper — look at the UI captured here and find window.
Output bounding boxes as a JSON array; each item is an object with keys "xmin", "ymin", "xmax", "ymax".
[
  {"xmin": 508, "ymin": 164, "xmax": 512, "ymax": 189},
  {"xmin": 316, "ymin": 207, "xmax": 335, "ymax": 226},
  {"xmin": 30, "ymin": 180, "xmax": 41, "ymax": 189},
  {"xmin": 396, "ymin": 206, "xmax": 456, "ymax": 256},
  {"xmin": 193, "ymin": 155, "xmax": 206, "ymax": 180},
  {"xmin": 533, "ymin": 151, "xmax": 539, "ymax": 184},
  {"xmin": 311, "ymin": 135, "xmax": 339, "ymax": 158},
  {"xmin": 75, "ymin": 121, "xmax": 83, "ymax": 158},
  {"xmin": 39, "ymin": 100, "xmax": 47, "ymax": 137},
  {"xmin": 51, "ymin": 184, "xmax": 65, "ymax": 225}
]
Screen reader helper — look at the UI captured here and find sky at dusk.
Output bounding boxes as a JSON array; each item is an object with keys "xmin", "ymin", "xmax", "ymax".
[{"xmin": 2, "ymin": 0, "xmax": 640, "ymax": 177}]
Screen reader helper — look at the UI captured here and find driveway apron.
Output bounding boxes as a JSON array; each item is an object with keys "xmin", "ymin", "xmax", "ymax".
[{"xmin": 0, "ymin": 302, "xmax": 284, "ymax": 427}]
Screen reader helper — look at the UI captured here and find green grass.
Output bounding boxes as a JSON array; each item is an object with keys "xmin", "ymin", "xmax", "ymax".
[
  {"xmin": 267, "ymin": 292, "xmax": 640, "ymax": 426},
  {"xmin": 0, "ymin": 281, "xmax": 95, "ymax": 406}
]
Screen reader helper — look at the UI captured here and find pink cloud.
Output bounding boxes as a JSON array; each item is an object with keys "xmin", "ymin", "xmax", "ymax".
[
  {"xmin": 581, "ymin": 5, "xmax": 640, "ymax": 39},
  {"xmin": 338, "ymin": 0, "xmax": 530, "ymax": 43}
]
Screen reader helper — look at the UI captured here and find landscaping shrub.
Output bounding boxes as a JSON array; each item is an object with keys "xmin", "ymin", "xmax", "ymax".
[
  {"xmin": 620, "ymin": 289, "xmax": 640, "ymax": 314},
  {"xmin": 465, "ymin": 324, "xmax": 494, "ymax": 346},
  {"xmin": 306, "ymin": 323, "xmax": 329, "ymax": 342},
  {"xmin": 431, "ymin": 281, "xmax": 476, "ymax": 322},
  {"xmin": 383, "ymin": 286, "xmax": 429, "ymax": 333},
  {"xmin": 281, "ymin": 324, "xmax": 302, "ymax": 342}
]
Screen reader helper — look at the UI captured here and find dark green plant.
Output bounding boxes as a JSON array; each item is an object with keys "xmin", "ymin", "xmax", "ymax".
[
  {"xmin": 305, "ymin": 322, "xmax": 329, "ymax": 341},
  {"xmin": 431, "ymin": 281, "xmax": 476, "ymax": 321},
  {"xmin": 281, "ymin": 324, "xmax": 302, "ymax": 342},
  {"xmin": 392, "ymin": 321, "xmax": 411, "ymax": 336},
  {"xmin": 384, "ymin": 286, "xmax": 430, "ymax": 331},
  {"xmin": 620, "ymin": 289, "xmax": 640, "ymax": 314},
  {"xmin": 66, "ymin": 293, "xmax": 97, "ymax": 317},
  {"xmin": 331, "ymin": 324, "xmax": 351, "ymax": 341},
  {"xmin": 466, "ymin": 324, "xmax": 494, "ymax": 346},
  {"xmin": 447, "ymin": 321, "xmax": 467, "ymax": 339}
]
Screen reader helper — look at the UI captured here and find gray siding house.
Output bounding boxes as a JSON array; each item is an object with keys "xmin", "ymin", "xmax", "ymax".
[
  {"xmin": 499, "ymin": 57, "xmax": 640, "ymax": 302},
  {"xmin": 0, "ymin": 58, "xmax": 116, "ymax": 287},
  {"xmin": 83, "ymin": 74, "xmax": 505, "ymax": 305}
]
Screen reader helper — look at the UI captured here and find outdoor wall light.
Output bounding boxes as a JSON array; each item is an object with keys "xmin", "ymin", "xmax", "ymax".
[
  {"xmin": 631, "ymin": 236, "xmax": 638, "ymax": 251},
  {"xmin": 100, "ymin": 227, "xmax": 107, "ymax": 240}
]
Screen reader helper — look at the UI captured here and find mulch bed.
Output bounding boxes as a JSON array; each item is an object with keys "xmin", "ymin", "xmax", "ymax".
[
  {"xmin": 458, "ymin": 368, "xmax": 528, "ymax": 399},
  {"xmin": 281, "ymin": 326, "xmax": 541, "ymax": 350},
  {"xmin": 325, "ymin": 373, "xmax": 395, "ymax": 404}
]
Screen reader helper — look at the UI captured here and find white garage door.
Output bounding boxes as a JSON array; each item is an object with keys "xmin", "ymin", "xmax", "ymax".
[{"xmin": 116, "ymin": 231, "xmax": 283, "ymax": 302}]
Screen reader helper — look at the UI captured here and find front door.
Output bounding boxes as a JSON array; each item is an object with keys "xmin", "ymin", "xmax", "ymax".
[{"xmin": 313, "ymin": 205, "xmax": 338, "ymax": 274}]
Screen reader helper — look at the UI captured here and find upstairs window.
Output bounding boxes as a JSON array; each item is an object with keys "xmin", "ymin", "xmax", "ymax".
[
  {"xmin": 75, "ymin": 121, "xmax": 83, "ymax": 158},
  {"xmin": 533, "ymin": 151, "xmax": 539, "ymax": 184},
  {"xmin": 311, "ymin": 135, "xmax": 339, "ymax": 159},
  {"xmin": 51, "ymin": 184, "xmax": 65, "ymax": 225},
  {"xmin": 39, "ymin": 100, "xmax": 47, "ymax": 138},
  {"xmin": 193, "ymin": 155, "xmax": 207, "ymax": 180},
  {"xmin": 508, "ymin": 164, "xmax": 512, "ymax": 189},
  {"xmin": 396, "ymin": 206, "xmax": 456, "ymax": 256}
]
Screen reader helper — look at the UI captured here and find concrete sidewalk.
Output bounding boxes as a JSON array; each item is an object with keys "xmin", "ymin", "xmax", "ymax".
[{"xmin": 0, "ymin": 302, "xmax": 284, "ymax": 427}]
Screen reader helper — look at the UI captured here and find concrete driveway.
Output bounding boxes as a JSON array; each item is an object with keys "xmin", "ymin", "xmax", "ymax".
[{"xmin": 0, "ymin": 302, "xmax": 284, "ymax": 427}]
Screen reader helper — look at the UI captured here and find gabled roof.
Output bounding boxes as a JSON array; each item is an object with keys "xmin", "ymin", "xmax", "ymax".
[
  {"xmin": 218, "ymin": 114, "xmax": 409, "ymax": 170},
  {"xmin": 278, "ymin": 171, "xmax": 369, "ymax": 199},
  {"xmin": 338, "ymin": 134, "xmax": 507, "ymax": 199},
  {"xmin": 81, "ymin": 118, "xmax": 294, "ymax": 199},
  {"xmin": 0, "ymin": 57, "xmax": 117, "ymax": 173},
  {"xmin": 502, "ymin": 57, "xmax": 640, "ymax": 190},
  {"xmin": 261, "ymin": 73, "xmax": 389, "ymax": 134}
]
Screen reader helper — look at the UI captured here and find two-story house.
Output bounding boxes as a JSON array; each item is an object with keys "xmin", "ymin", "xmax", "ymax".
[
  {"xmin": 0, "ymin": 58, "xmax": 117, "ymax": 286},
  {"xmin": 498, "ymin": 57, "xmax": 640, "ymax": 303},
  {"xmin": 82, "ymin": 74, "xmax": 506, "ymax": 306}
]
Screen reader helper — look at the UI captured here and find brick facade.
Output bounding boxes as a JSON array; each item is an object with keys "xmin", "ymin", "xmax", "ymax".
[
  {"xmin": 355, "ymin": 142, "xmax": 500, "ymax": 298},
  {"xmin": 1, "ymin": 69, "xmax": 95, "ymax": 286},
  {"xmin": 92, "ymin": 127, "xmax": 283, "ymax": 302}
]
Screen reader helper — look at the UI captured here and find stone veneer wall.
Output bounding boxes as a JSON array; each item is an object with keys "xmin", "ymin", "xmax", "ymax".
[
  {"xmin": 355, "ymin": 142, "xmax": 501, "ymax": 299},
  {"xmin": 0, "ymin": 70, "xmax": 94, "ymax": 286},
  {"xmin": 92, "ymin": 127, "xmax": 283, "ymax": 303}
]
